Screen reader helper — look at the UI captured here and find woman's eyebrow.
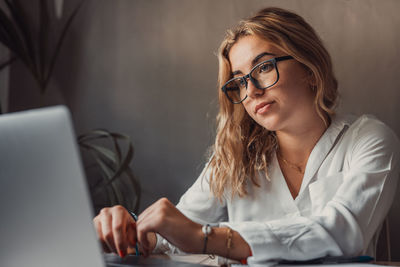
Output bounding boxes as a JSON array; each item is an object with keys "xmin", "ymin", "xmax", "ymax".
[
  {"xmin": 231, "ymin": 51, "xmax": 276, "ymax": 76},
  {"xmin": 252, "ymin": 52, "xmax": 276, "ymax": 65},
  {"xmin": 232, "ymin": 70, "xmax": 243, "ymax": 76}
]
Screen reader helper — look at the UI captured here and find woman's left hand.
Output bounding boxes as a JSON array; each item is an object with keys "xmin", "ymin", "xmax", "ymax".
[{"xmin": 136, "ymin": 198, "xmax": 202, "ymax": 256}]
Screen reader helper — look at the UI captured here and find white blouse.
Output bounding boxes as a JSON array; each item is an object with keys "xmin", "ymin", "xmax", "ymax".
[{"xmin": 154, "ymin": 114, "xmax": 400, "ymax": 264}]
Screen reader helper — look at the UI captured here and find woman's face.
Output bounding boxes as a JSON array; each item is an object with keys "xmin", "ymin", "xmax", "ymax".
[{"xmin": 228, "ymin": 35, "xmax": 316, "ymax": 133}]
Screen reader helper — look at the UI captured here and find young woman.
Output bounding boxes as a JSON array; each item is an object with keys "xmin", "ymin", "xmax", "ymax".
[{"xmin": 93, "ymin": 7, "xmax": 400, "ymax": 264}]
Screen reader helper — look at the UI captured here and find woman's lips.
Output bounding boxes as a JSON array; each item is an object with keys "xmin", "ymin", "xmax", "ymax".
[{"xmin": 255, "ymin": 101, "xmax": 274, "ymax": 114}]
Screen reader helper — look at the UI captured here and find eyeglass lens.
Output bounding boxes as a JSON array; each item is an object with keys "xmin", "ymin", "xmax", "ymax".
[{"xmin": 224, "ymin": 60, "xmax": 277, "ymax": 104}]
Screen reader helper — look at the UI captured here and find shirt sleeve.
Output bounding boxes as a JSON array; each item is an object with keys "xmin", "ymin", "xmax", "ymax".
[
  {"xmin": 221, "ymin": 118, "xmax": 400, "ymax": 263},
  {"xmin": 176, "ymin": 165, "xmax": 228, "ymax": 224},
  {"xmin": 152, "ymin": 164, "xmax": 228, "ymax": 254}
]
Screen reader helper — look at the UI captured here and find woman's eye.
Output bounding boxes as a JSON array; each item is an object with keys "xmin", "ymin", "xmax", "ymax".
[{"xmin": 259, "ymin": 63, "xmax": 273, "ymax": 73}]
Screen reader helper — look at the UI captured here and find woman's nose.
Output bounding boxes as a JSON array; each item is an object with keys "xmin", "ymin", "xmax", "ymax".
[{"xmin": 246, "ymin": 78, "xmax": 265, "ymax": 99}]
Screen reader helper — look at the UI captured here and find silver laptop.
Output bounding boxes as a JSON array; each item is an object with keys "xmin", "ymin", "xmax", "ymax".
[{"xmin": 0, "ymin": 106, "xmax": 206, "ymax": 267}]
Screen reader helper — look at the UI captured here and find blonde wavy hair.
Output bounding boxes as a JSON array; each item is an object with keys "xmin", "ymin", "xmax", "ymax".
[{"xmin": 207, "ymin": 7, "xmax": 338, "ymax": 200}]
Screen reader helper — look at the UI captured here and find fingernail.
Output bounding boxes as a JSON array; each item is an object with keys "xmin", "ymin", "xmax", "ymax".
[{"xmin": 119, "ymin": 251, "xmax": 125, "ymax": 258}]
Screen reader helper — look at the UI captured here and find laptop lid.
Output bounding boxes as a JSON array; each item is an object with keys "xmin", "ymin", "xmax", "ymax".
[
  {"xmin": 0, "ymin": 106, "xmax": 210, "ymax": 267},
  {"xmin": 0, "ymin": 106, "xmax": 105, "ymax": 267}
]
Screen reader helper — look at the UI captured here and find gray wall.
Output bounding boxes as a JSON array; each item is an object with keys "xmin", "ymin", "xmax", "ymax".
[{"xmin": 8, "ymin": 0, "xmax": 400, "ymax": 259}]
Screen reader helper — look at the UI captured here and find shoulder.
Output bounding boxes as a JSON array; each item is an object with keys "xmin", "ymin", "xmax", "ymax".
[
  {"xmin": 343, "ymin": 114, "xmax": 398, "ymax": 145},
  {"xmin": 337, "ymin": 114, "xmax": 400, "ymax": 162},
  {"xmin": 347, "ymin": 115, "xmax": 395, "ymax": 136}
]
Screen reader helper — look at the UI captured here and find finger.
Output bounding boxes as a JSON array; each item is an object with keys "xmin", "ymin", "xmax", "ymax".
[
  {"xmin": 127, "ymin": 221, "xmax": 137, "ymax": 247},
  {"xmin": 136, "ymin": 216, "xmax": 157, "ymax": 255},
  {"xmin": 101, "ymin": 210, "xmax": 118, "ymax": 254},
  {"xmin": 112, "ymin": 206, "xmax": 129, "ymax": 257},
  {"xmin": 126, "ymin": 225, "xmax": 137, "ymax": 254},
  {"xmin": 135, "ymin": 198, "xmax": 174, "ymax": 255},
  {"xmin": 136, "ymin": 224, "xmax": 149, "ymax": 253},
  {"xmin": 100, "ymin": 235, "xmax": 112, "ymax": 254},
  {"xmin": 101, "ymin": 241, "xmax": 112, "ymax": 253},
  {"xmin": 94, "ymin": 218, "xmax": 112, "ymax": 253}
]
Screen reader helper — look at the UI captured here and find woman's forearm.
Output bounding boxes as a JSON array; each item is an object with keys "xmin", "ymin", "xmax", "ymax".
[
  {"xmin": 186, "ymin": 225, "xmax": 251, "ymax": 261},
  {"xmin": 206, "ymin": 227, "xmax": 251, "ymax": 260}
]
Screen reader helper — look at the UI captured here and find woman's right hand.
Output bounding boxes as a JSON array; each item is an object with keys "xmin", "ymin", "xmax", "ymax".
[{"xmin": 93, "ymin": 205, "xmax": 137, "ymax": 257}]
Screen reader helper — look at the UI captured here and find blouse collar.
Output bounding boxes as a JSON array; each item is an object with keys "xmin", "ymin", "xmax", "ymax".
[{"xmin": 297, "ymin": 113, "xmax": 355, "ymax": 198}]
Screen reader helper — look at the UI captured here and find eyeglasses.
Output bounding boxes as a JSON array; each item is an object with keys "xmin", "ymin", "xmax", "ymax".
[{"xmin": 221, "ymin": 55, "xmax": 294, "ymax": 104}]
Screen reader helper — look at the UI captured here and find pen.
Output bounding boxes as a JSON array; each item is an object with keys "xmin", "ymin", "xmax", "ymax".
[{"xmin": 128, "ymin": 211, "xmax": 140, "ymax": 256}]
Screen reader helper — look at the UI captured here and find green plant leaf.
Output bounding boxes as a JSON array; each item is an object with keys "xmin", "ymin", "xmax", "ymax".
[
  {"xmin": 78, "ymin": 130, "xmax": 115, "ymax": 144},
  {"xmin": 4, "ymin": 0, "xmax": 38, "ymax": 74},
  {"xmin": 0, "ymin": 2, "xmax": 41, "ymax": 79},
  {"xmin": 125, "ymin": 167, "xmax": 141, "ymax": 212},
  {"xmin": 78, "ymin": 128, "xmax": 140, "ymax": 211},
  {"xmin": 0, "ymin": 10, "xmax": 16, "ymax": 49},
  {"xmin": 91, "ymin": 165, "xmax": 114, "ymax": 196},
  {"xmin": 89, "ymin": 149, "xmax": 114, "ymax": 179},
  {"xmin": 81, "ymin": 141, "xmax": 124, "ymax": 199},
  {"xmin": 81, "ymin": 143, "xmax": 118, "ymax": 165},
  {"xmin": 90, "ymin": 152, "xmax": 123, "ymax": 207},
  {"xmin": 87, "ymin": 148, "xmax": 120, "ymax": 202},
  {"xmin": 38, "ymin": 0, "xmax": 50, "ymax": 84},
  {"xmin": 110, "ymin": 133, "xmax": 122, "ymax": 165},
  {"xmin": 78, "ymin": 129, "xmax": 123, "ymax": 164},
  {"xmin": 102, "ymin": 141, "xmax": 134, "ymax": 187},
  {"xmin": 112, "ymin": 179, "xmax": 125, "ymax": 208},
  {"xmin": 0, "ymin": 55, "xmax": 17, "ymax": 71},
  {"xmin": 44, "ymin": 0, "xmax": 85, "ymax": 93},
  {"xmin": 78, "ymin": 129, "xmax": 129, "ymax": 141},
  {"xmin": 0, "ymin": 6, "xmax": 28, "ymax": 62},
  {"xmin": 79, "ymin": 131, "xmax": 117, "ymax": 165},
  {"xmin": 85, "ymin": 140, "xmax": 133, "ymax": 196},
  {"xmin": 107, "ymin": 181, "xmax": 118, "ymax": 206},
  {"xmin": 78, "ymin": 130, "xmax": 107, "ymax": 142}
]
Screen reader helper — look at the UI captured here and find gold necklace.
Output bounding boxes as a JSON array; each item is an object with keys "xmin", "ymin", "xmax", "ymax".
[{"xmin": 277, "ymin": 152, "xmax": 305, "ymax": 174}]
